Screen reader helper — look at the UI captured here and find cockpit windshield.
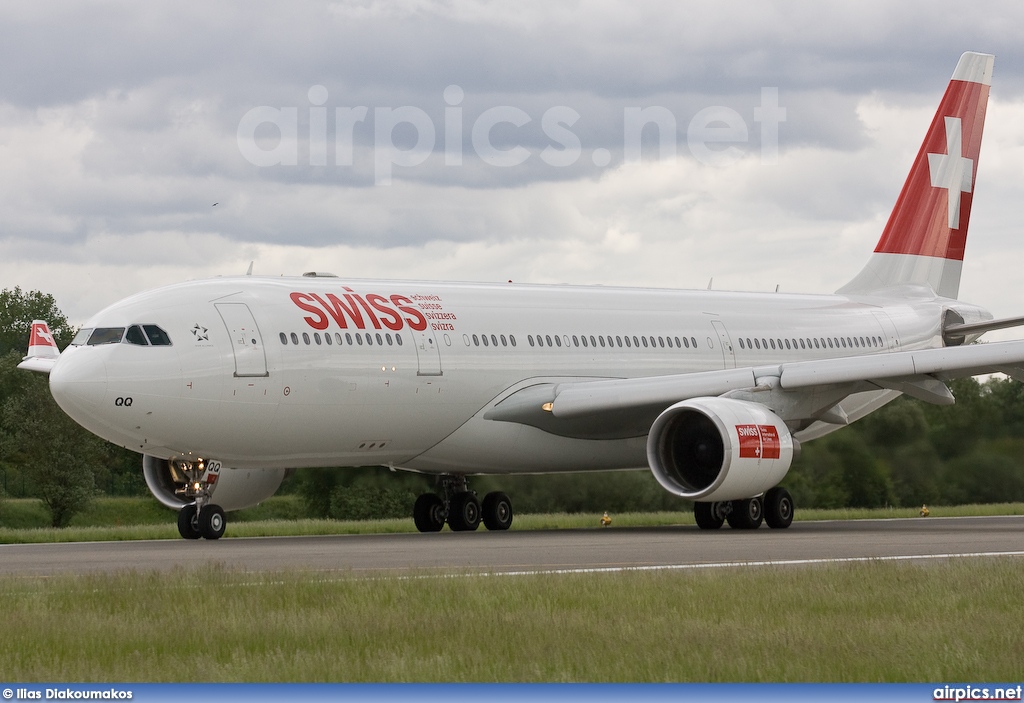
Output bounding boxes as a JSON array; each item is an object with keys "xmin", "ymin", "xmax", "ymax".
[
  {"xmin": 71, "ymin": 325, "xmax": 173, "ymax": 347},
  {"xmin": 124, "ymin": 324, "xmax": 173, "ymax": 346},
  {"xmin": 87, "ymin": 328, "xmax": 125, "ymax": 345},
  {"xmin": 70, "ymin": 328, "xmax": 93, "ymax": 346}
]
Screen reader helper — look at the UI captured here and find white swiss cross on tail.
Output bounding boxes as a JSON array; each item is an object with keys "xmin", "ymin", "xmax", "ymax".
[
  {"xmin": 928, "ymin": 116, "xmax": 973, "ymax": 229},
  {"xmin": 838, "ymin": 51, "xmax": 993, "ymax": 301}
]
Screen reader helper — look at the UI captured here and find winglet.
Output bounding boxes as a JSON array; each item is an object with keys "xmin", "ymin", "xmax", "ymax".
[
  {"xmin": 18, "ymin": 320, "xmax": 60, "ymax": 374},
  {"xmin": 839, "ymin": 52, "xmax": 994, "ymax": 299}
]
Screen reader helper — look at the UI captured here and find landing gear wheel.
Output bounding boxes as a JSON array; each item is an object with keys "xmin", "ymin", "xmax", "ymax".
[
  {"xmin": 447, "ymin": 492, "xmax": 482, "ymax": 532},
  {"xmin": 764, "ymin": 487, "xmax": 794, "ymax": 529},
  {"xmin": 694, "ymin": 501, "xmax": 728, "ymax": 530},
  {"xmin": 199, "ymin": 504, "xmax": 227, "ymax": 540},
  {"xmin": 726, "ymin": 497, "xmax": 764, "ymax": 530},
  {"xmin": 177, "ymin": 505, "xmax": 202, "ymax": 540},
  {"xmin": 413, "ymin": 493, "xmax": 446, "ymax": 532},
  {"xmin": 482, "ymin": 491, "xmax": 513, "ymax": 531}
]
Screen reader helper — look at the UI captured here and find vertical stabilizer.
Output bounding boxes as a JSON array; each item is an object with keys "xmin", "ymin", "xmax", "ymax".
[
  {"xmin": 838, "ymin": 52, "xmax": 993, "ymax": 299},
  {"xmin": 18, "ymin": 320, "xmax": 61, "ymax": 374}
]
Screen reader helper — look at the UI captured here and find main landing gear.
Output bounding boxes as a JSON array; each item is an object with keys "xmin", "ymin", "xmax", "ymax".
[
  {"xmin": 413, "ymin": 475, "xmax": 513, "ymax": 533},
  {"xmin": 693, "ymin": 487, "xmax": 794, "ymax": 531}
]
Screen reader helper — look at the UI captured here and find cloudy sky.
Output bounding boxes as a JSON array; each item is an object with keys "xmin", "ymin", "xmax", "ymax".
[{"xmin": 2, "ymin": 1, "xmax": 1024, "ymax": 333}]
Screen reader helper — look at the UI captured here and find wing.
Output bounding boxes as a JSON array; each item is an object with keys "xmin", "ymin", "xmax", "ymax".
[{"xmin": 484, "ymin": 339, "xmax": 1024, "ymax": 440}]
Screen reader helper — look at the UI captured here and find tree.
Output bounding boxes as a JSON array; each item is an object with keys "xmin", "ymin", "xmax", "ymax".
[
  {"xmin": 0, "ymin": 353, "xmax": 100, "ymax": 526},
  {"xmin": 0, "ymin": 287, "xmax": 75, "ymax": 357}
]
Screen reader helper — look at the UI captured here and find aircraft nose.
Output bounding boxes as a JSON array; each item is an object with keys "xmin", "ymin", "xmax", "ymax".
[{"xmin": 49, "ymin": 348, "xmax": 109, "ymax": 424}]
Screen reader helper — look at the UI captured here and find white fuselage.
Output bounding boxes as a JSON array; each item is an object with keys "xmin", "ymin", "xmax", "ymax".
[{"xmin": 48, "ymin": 276, "xmax": 983, "ymax": 475}]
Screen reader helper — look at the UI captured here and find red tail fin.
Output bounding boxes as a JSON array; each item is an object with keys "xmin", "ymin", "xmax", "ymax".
[{"xmin": 839, "ymin": 52, "xmax": 993, "ymax": 299}]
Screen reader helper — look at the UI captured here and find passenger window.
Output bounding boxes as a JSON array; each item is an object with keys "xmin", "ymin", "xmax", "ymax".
[
  {"xmin": 633, "ymin": 336, "xmax": 640, "ymax": 347},
  {"xmin": 346, "ymin": 333, "xmax": 354, "ymax": 345},
  {"xmin": 658, "ymin": 337, "xmax": 665, "ymax": 348},
  {"xmin": 582, "ymin": 336, "xmax": 589, "ymax": 347},
  {"xmin": 126, "ymin": 325, "xmax": 149, "ymax": 346},
  {"xmin": 376, "ymin": 333, "xmax": 383, "ymax": 345},
  {"xmin": 501, "ymin": 335, "xmax": 507, "ymax": 346},
  {"xmin": 599, "ymin": 336, "xmax": 605, "ymax": 347},
  {"xmin": 617, "ymin": 336, "xmax": 623, "ymax": 347},
  {"xmin": 754, "ymin": 338, "xmax": 761, "ymax": 350},
  {"xmin": 473, "ymin": 334, "xmax": 480, "ymax": 346},
  {"xmin": 336, "ymin": 333, "xmax": 344, "ymax": 345},
  {"xmin": 290, "ymin": 333, "xmax": 299, "ymax": 345},
  {"xmin": 325, "ymin": 333, "xmax": 332, "ymax": 345},
  {"xmin": 784, "ymin": 339, "xmax": 791, "ymax": 350},
  {"xmin": 691, "ymin": 337, "xmax": 697, "ymax": 348},
  {"xmin": 396, "ymin": 334, "xmax": 403, "ymax": 346},
  {"xmin": 674, "ymin": 336, "xmax": 682, "ymax": 348},
  {"xmin": 302, "ymin": 333, "xmax": 310, "ymax": 345},
  {"xmin": 739, "ymin": 338, "xmax": 745, "ymax": 349},
  {"xmin": 482, "ymin": 335, "xmax": 489, "ymax": 347},
  {"xmin": 279, "ymin": 332, "xmax": 288, "ymax": 345},
  {"xmin": 770, "ymin": 339, "xmax": 776, "ymax": 350},
  {"xmin": 799, "ymin": 339, "xmax": 805, "ymax": 349},
  {"xmin": 623, "ymin": 336, "xmax": 630, "ymax": 348},
  {"xmin": 590, "ymin": 336, "xmax": 597, "ymax": 347},
  {"xmin": 528, "ymin": 335, "xmax": 535, "ymax": 347},
  {"xmin": 546, "ymin": 335, "xmax": 553, "ymax": 347},
  {"xmin": 642, "ymin": 337, "xmax": 648, "ymax": 348},
  {"xmin": 573, "ymin": 335, "xmax": 579, "ymax": 347},
  {"xmin": 510, "ymin": 335, "xmax": 516, "ymax": 347},
  {"xmin": 314, "ymin": 333, "xmax": 322, "ymax": 345},
  {"xmin": 555, "ymin": 336, "xmax": 562, "ymax": 347},
  {"xmin": 491, "ymin": 335, "xmax": 498, "ymax": 347},
  {"xmin": 356, "ymin": 334, "xmax": 363, "ymax": 345}
]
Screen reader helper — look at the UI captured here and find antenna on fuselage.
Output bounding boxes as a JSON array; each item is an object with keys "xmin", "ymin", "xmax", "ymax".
[
  {"xmin": 707, "ymin": 278, "xmax": 713, "ymax": 290},
  {"xmin": 245, "ymin": 261, "xmax": 254, "ymax": 276}
]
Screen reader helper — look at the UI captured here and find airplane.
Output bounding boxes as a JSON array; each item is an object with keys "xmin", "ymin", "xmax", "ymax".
[{"xmin": 20, "ymin": 51, "xmax": 1024, "ymax": 540}]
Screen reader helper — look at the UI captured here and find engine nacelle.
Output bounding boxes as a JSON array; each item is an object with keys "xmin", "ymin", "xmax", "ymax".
[
  {"xmin": 646, "ymin": 397, "xmax": 796, "ymax": 502},
  {"xmin": 143, "ymin": 454, "xmax": 291, "ymax": 512}
]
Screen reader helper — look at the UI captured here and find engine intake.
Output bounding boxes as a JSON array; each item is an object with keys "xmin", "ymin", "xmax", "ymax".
[
  {"xmin": 143, "ymin": 454, "xmax": 291, "ymax": 512},
  {"xmin": 646, "ymin": 397, "xmax": 796, "ymax": 502}
]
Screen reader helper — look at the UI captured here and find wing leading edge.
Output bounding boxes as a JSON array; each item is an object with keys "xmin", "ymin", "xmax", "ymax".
[{"xmin": 485, "ymin": 339, "xmax": 1024, "ymax": 440}]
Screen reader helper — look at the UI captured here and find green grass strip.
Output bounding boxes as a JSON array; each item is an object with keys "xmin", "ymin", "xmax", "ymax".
[{"xmin": 0, "ymin": 558, "xmax": 1022, "ymax": 681}]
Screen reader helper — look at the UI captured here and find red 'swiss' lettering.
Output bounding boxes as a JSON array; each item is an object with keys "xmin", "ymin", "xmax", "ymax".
[
  {"xmin": 390, "ymin": 294, "xmax": 428, "ymax": 331},
  {"xmin": 290, "ymin": 293, "xmax": 329, "ymax": 330},
  {"xmin": 290, "ymin": 289, "xmax": 433, "ymax": 333},
  {"xmin": 366, "ymin": 294, "xmax": 403, "ymax": 331},
  {"xmin": 736, "ymin": 424, "xmax": 782, "ymax": 460}
]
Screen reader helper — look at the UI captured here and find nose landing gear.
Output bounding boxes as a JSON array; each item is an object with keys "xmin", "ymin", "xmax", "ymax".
[{"xmin": 172, "ymin": 457, "xmax": 227, "ymax": 541}]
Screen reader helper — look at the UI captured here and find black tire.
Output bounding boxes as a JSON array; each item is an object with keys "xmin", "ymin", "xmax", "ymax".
[
  {"xmin": 764, "ymin": 487, "xmax": 794, "ymax": 529},
  {"xmin": 447, "ymin": 492, "xmax": 481, "ymax": 532},
  {"xmin": 177, "ymin": 504, "xmax": 202, "ymax": 540},
  {"xmin": 413, "ymin": 493, "xmax": 446, "ymax": 532},
  {"xmin": 200, "ymin": 504, "xmax": 227, "ymax": 540},
  {"xmin": 482, "ymin": 491, "xmax": 513, "ymax": 531},
  {"xmin": 726, "ymin": 497, "xmax": 764, "ymax": 530},
  {"xmin": 694, "ymin": 501, "xmax": 726, "ymax": 530}
]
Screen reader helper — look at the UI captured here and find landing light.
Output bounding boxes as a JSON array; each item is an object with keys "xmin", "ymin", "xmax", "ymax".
[{"xmin": 542, "ymin": 402, "xmax": 553, "ymax": 412}]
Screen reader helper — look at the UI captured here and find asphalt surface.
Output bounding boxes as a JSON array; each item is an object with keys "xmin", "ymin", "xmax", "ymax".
[{"xmin": 1, "ymin": 515, "xmax": 1022, "ymax": 577}]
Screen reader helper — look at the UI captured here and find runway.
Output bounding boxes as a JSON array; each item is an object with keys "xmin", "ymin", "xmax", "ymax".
[{"xmin": 1, "ymin": 515, "xmax": 1022, "ymax": 577}]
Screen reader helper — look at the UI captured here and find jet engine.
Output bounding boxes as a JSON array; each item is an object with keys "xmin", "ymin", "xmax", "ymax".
[
  {"xmin": 646, "ymin": 397, "xmax": 796, "ymax": 502},
  {"xmin": 143, "ymin": 454, "xmax": 291, "ymax": 512}
]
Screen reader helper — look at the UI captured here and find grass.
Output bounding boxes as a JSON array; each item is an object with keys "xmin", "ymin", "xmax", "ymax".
[
  {"xmin": 1, "ymin": 499, "xmax": 1023, "ymax": 544},
  {"xmin": 0, "ymin": 558, "xmax": 1022, "ymax": 681}
]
